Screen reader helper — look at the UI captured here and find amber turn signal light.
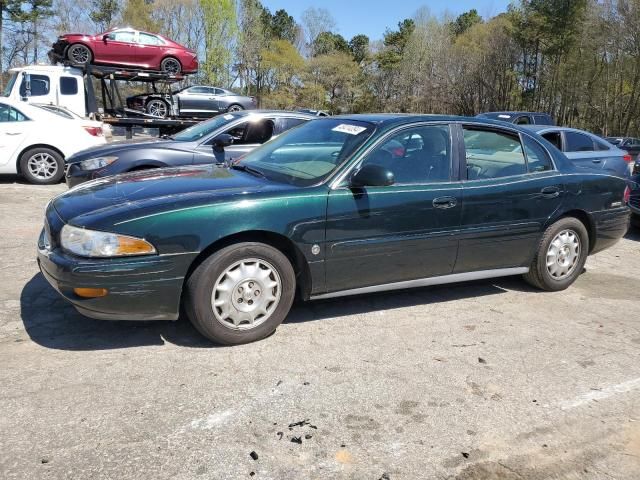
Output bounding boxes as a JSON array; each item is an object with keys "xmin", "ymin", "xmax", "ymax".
[{"xmin": 74, "ymin": 288, "xmax": 108, "ymax": 298}]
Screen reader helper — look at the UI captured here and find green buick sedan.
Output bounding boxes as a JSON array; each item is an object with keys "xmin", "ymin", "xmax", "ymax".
[{"xmin": 38, "ymin": 115, "xmax": 631, "ymax": 345}]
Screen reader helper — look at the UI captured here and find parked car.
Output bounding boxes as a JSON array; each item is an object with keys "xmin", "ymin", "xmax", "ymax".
[
  {"xmin": 524, "ymin": 126, "xmax": 633, "ymax": 178},
  {"xmin": 39, "ymin": 115, "xmax": 630, "ymax": 345},
  {"xmin": 476, "ymin": 111, "xmax": 554, "ymax": 125},
  {"xmin": 605, "ymin": 137, "xmax": 640, "ymax": 160},
  {"xmin": 630, "ymin": 159, "xmax": 640, "ymax": 225},
  {"xmin": 65, "ymin": 110, "xmax": 314, "ymax": 187},
  {"xmin": 50, "ymin": 27, "xmax": 198, "ymax": 74},
  {"xmin": 0, "ymin": 98, "xmax": 106, "ymax": 184},
  {"xmin": 126, "ymin": 85, "xmax": 257, "ymax": 118}
]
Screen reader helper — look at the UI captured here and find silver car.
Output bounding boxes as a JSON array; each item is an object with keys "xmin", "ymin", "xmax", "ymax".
[
  {"xmin": 127, "ymin": 86, "xmax": 257, "ymax": 118},
  {"xmin": 525, "ymin": 126, "xmax": 633, "ymax": 178}
]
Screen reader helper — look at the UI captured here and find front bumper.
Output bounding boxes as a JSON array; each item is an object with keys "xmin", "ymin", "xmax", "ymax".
[
  {"xmin": 37, "ymin": 230, "xmax": 197, "ymax": 321},
  {"xmin": 65, "ymin": 163, "xmax": 102, "ymax": 188}
]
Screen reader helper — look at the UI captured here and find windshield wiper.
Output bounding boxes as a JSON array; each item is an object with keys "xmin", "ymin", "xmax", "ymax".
[{"xmin": 230, "ymin": 164, "xmax": 267, "ymax": 179}]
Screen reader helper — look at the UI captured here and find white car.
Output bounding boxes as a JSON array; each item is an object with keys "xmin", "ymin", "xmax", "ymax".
[{"xmin": 0, "ymin": 98, "xmax": 106, "ymax": 184}]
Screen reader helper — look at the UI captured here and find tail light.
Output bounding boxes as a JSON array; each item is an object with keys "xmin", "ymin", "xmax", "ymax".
[
  {"xmin": 83, "ymin": 126, "xmax": 103, "ymax": 137},
  {"xmin": 623, "ymin": 152, "xmax": 633, "ymax": 162},
  {"xmin": 624, "ymin": 185, "xmax": 631, "ymax": 204}
]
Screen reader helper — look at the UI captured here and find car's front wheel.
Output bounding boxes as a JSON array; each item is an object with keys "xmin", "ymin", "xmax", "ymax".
[
  {"xmin": 227, "ymin": 104, "xmax": 244, "ymax": 112},
  {"xmin": 146, "ymin": 98, "xmax": 170, "ymax": 118},
  {"xmin": 19, "ymin": 147, "xmax": 64, "ymax": 185},
  {"xmin": 66, "ymin": 43, "xmax": 92, "ymax": 65},
  {"xmin": 185, "ymin": 242, "xmax": 296, "ymax": 345},
  {"xmin": 523, "ymin": 217, "xmax": 589, "ymax": 291}
]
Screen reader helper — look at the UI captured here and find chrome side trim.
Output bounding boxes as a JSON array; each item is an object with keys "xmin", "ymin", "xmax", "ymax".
[{"xmin": 310, "ymin": 267, "xmax": 529, "ymax": 300}]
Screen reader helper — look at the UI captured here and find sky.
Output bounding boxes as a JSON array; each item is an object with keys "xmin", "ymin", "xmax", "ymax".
[{"xmin": 262, "ymin": 0, "xmax": 512, "ymax": 41}]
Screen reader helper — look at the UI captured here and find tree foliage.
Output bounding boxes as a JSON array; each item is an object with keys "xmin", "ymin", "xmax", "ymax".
[{"xmin": 2, "ymin": 0, "xmax": 640, "ymax": 135}]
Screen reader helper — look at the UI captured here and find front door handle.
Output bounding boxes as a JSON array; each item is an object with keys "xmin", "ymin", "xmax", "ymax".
[
  {"xmin": 5, "ymin": 132, "xmax": 22, "ymax": 136},
  {"xmin": 433, "ymin": 196, "xmax": 457, "ymax": 209},
  {"xmin": 541, "ymin": 186, "xmax": 560, "ymax": 198},
  {"xmin": 592, "ymin": 159, "xmax": 602, "ymax": 164}
]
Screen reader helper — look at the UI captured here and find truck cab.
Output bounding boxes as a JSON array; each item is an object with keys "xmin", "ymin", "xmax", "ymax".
[{"xmin": 2, "ymin": 65, "xmax": 86, "ymax": 117}]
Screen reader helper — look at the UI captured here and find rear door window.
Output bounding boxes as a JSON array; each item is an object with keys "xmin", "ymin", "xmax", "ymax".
[
  {"xmin": 564, "ymin": 131, "xmax": 594, "ymax": 152},
  {"xmin": 523, "ymin": 136, "xmax": 553, "ymax": 172},
  {"xmin": 514, "ymin": 116, "xmax": 531, "ymax": 125},
  {"xmin": 60, "ymin": 76, "xmax": 78, "ymax": 95},
  {"xmin": 463, "ymin": 128, "xmax": 526, "ymax": 179},
  {"xmin": 534, "ymin": 114, "xmax": 552, "ymax": 125},
  {"xmin": 541, "ymin": 131, "xmax": 562, "ymax": 150},
  {"xmin": 0, "ymin": 103, "xmax": 27, "ymax": 122},
  {"xmin": 275, "ymin": 117, "xmax": 309, "ymax": 135},
  {"xmin": 219, "ymin": 119, "xmax": 275, "ymax": 145}
]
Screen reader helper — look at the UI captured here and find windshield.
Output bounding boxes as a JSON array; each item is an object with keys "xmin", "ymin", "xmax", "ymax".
[
  {"xmin": 237, "ymin": 118, "xmax": 375, "ymax": 187},
  {"xmin": 2, "ymin": 72, "xmax": 18, "ymax": 97},
  {"xmin": 173, "ymin": 112, "xmax": 242, "ymax": 142}
]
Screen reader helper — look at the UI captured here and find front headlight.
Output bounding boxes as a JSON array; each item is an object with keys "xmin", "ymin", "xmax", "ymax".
[
  {"xmin": 60, "ymin": 225, "xmax": 156, "ymax": 258},
  {"xmin": 79, "ymin": 156, "xmax": 118, "ymax": 171}
]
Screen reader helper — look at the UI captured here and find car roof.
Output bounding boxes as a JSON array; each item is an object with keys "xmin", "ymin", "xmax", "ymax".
[
  {"xmin": 329, "ymin": 113, "xmax": 539, "ymax": 130},
  {"xmin": 522, "ymin": 125, "xmax": 597, "ymax": 135}
]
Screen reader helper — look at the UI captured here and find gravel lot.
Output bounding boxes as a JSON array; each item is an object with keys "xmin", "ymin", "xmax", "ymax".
[{"xmin": 1, "ymin": 177, "xmax": 639, "ymax": 480}]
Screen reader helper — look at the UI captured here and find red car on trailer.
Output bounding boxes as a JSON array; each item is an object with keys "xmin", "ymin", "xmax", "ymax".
[{"xmin": 50, "ymin": 27, "xmax": 198, "ymax": 75}]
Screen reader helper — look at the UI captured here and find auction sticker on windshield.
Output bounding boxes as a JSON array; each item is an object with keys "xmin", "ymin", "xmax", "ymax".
[{"xmin": 332, "ymin": 124, "xmax": 368, "ymax": 135}]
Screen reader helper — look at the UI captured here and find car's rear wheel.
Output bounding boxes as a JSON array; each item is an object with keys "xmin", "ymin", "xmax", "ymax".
[
  {"xmin": 227, "ymin": 104, "xmax": 244, "ymax": 112},
  {"xmin": 66, "ymin": 43, "xmax": 92, "ymax": 65},
  {"xmin": 185, "ymin": 242, "xmax": 296, "ymax": 345},
  {"xmin": 19, "ymin": 147, "xmax": 64, "ymax": 185},
  {"xmin": 146, "ymin": 98, "xmax": 170, "ymax": 118},
  {"xmin": 160, "ymin": 57, "xmax": 181, "ymax": 74},
  {"xmin": 523, "ymin": 217, "xmax": 589, "ymax": 291}
]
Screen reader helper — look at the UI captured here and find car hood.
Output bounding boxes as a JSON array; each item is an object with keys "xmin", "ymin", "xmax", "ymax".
[
  {"xmin": 66, "ymin": 139, "xmax": 189, "ymax": 163},
  {"xmin": 51, "ymin": 165, "xmax": 294, "ymax": 229}
]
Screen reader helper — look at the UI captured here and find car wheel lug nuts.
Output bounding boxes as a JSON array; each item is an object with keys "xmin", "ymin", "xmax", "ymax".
[
  {"xmin": 248, "ymin": 300, "xmax": 253, "ymax": 305},
  {"xmin": 238, "ymin": 298, "xmax": 243, "ymax": 303},
  {"xmin": 248, "ymin": 282, "xmax": 254, "ymax": 288},
  {"xmin": 255, "ymin": 290, "xmax": 260, "ymax": 296}
]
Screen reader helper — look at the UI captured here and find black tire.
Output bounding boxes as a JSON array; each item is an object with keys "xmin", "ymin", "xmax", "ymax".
[
  {"xmin": 631, "ymin": 214, "xmax": 640, "ymax": 229},
  {"xmin": 19, "ymin": 147, "xmax": 64, "ymax": 185},
  {"xmin": 160, "ymin": 57, "xmax": 181, "ymax": 74},
  {"xmin": 523, "ymin": 217, "xmax": 589, "ymax": 291},
  {"xmin": 145, "ymin": 98, "xmax": 170, "ymax": 118},
  {"xmin": 184, "ymin": 242, "xmax": 296, "ymax": 345},
  {"xmin": 66, "ymin": 43, "xmax": 92, "ymax": 65},
  {"xmin": 227, "ymin": 104, "xmax": 244, "ymax": 112}
]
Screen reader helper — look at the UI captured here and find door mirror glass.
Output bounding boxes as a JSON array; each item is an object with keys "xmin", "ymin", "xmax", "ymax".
[
  {"xmin": 103, "ymin": 34, "xmax": 109, "ymax": 41},
  {"xmin": 212, "ymin": 133, "xmax": 234, "ymax": 152},
  {"xmin": 634, "ymin": 159, "xmax": 640, "ymax": 175},
  {"xmin": 350, "ymin": 164, "xmax": 395, "ymax": 188}
]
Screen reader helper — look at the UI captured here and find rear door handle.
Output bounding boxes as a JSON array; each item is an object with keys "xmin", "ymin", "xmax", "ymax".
[
  {"xmin": 592, "ymin": 158, "xmax": 602, "ymax": 164},
  {"xmin": 5, "ymin": 132, "xmax": 22, "ymax": 136},
  {"xmin": 433, "ymin": 196, "xmax": 457, "ymax": 209},
  {"xmin": 541, "ymin": 186, "xmax": 560, "ymax": 198}
]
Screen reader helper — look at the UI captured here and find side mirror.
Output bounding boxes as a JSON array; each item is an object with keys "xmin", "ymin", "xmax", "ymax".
[
  {"xmin": 21, "ymin": 72, "xmax": 31, "ymax": 99},
  {"xmin": 212, "ymin": 133, "xmax": 233, "ymax": 152},
  {"xmin": 350, "ymin": 164, "xmax": 395, "ymax": 188},
  {"xmin": 102, "ymin": 34, "xmax": 110, "ymax": 42},
  {"xmin": 634, "ymin": 159, "xmax": 640, "ymax": 175}
]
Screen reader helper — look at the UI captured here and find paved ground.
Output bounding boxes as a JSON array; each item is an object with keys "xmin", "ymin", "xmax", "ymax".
[{"xmin": 1, "ymin": 177, "xmax": 640, "ymax": 480}]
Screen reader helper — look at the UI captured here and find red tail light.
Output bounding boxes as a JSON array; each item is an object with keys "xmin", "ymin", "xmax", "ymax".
[
  {"xmin": 623, "ymin": 153, "xmax": 633, "ymax": 162},
  {"xmin": 624, "ymin": 185, "xmax": 630, "ymax": 204},
  {"xmin": 83, "ymin": 126, "xmax": 103, "ymax": 137}
]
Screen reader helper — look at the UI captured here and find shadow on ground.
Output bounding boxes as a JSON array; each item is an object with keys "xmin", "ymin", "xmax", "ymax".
[{"xmin": 21, "ymin": 271, "xmax": 530, "ymax": 351}]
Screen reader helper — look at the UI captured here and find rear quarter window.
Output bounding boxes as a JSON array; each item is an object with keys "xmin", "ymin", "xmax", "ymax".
[{"xmin": 565, "ymin": 131, "xmax": 595, "ymax": 152}]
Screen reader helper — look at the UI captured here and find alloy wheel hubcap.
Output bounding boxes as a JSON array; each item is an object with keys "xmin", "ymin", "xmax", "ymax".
[
  {"xmin": 27, "ymin": 153, "xmax": 57, "ymax": 180},
  {"xmin": 163, "ymin": 59, "xmax": 180, "ymax": 74},
  {"xmin": 147, "ymin": 100, "xmax": 168, "ymax": 117},
  {"xmin": 546, "ymin": 229, "xmax": 580, "ymax": 279},
  {"xmin": 228, "ymin": 105, "xmax": 242, "ymax": 112},
  {"xmin": 211, "ymin": 258, "xmax": 281, "ymax": 330},
  {"xmin": 69, "ymin": 45, "xmax": 89, "ymax": 64}
]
